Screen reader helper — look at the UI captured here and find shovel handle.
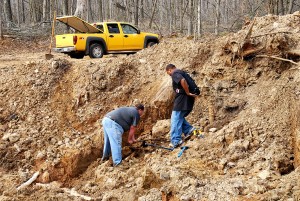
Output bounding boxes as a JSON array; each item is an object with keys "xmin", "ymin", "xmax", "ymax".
[
  {"xmin": 143, "ymin": 142, "xmax": 174, "ymax": 151},
  {"xmin": 49, "ymin": 11, "xmax": 56, "ymax": 53}
]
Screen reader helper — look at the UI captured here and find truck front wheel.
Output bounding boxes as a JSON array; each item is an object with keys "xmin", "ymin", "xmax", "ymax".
[
  {"xmin": 89, "ymin": 43, "xmax": 104, "ymax": 58},
  {"xmin": 147, "ymin": 42, "xmax": 157, "ymax": 48}
]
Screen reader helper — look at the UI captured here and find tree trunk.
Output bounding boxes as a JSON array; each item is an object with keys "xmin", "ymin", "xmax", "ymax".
[
  {"xmin": 99, "ymin": 0, "xmax": 103, "ymax": 21},
  {"xmin": 140, "ymin": 0, "xmax": 144, "ymax": 19},
  {"xmin": 0, "ymin": 3, "xmax": 3, "ymax": 40},
  {"xmin": 29, "ymin": 0, "xmax": 37, "ymax": 24},
  {"xmin": 267, "ymin": 0, "xmax": 275, "ymax": 14},
  {"xmin": 197, "ymin": 0, "xmax": 202, "ymax": 37},
  {"xmin": 42, "ymin": 0, "xmax": 48, "ymax": 28},
  {"xmin": 134, "ymin": 0, "xmax": 139, "ymax": 26},
  {"xmin": 288, "ymin": 0, "xmax": 294, "ymax": 14},
  {"xmin": 279, "ymin": 0, "xmax": 284, "ymax": 15},
  {"xmin": 20, "ymin": 0, "xmax": 25, "ymax": 23},
  {"xmin": 50, "ymin": 0, "xmax": 54, "ymax": 23},
  {"xmin": 4, "ymin": 0, "xmax": 13, "ymax": 27},
  {"xmin": 74, "ymin": 0, "xmax": 87, "ymax": 19},
  {"xmin": 87, "ymin": 0, "xmax": 91, "ymax": 22},
  {"xmin": 149, "ymin": 0, "xmax": 158, "ymax": 28},
  {"xmin": 124, "ymin": 0, "xmax": 129, "ymax": 22},
  {"xmin": 214, "ymin": 0, "xmax": 220, "ymax": 35},
  {"xmin": 63, "ymin": 0, "xmax": 68, "ymax": 15},
  {"xmin": 188, "ymin": 0, "xmax": 193, "ymax": 35},
  {"xmin": 159, "ymin": 0, "xmax": 164, "ymax": 30},
  {"xmin": 180, "ymin": 0, "xmax": 183, "ymax": 33},
  {"xmin": 169, "ymin": 0, "xmax": 173, "ymax": 33},
  {"xmin": 107, "ymin": 0, "xmax": 111, "ymax": 20}
]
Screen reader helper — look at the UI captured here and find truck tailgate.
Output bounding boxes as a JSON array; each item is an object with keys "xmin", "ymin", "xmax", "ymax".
[{"xmin": 56, "ymin": 34, "xmax": 75, "ymax": 47}]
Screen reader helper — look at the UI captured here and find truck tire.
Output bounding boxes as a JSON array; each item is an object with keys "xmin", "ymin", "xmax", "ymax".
[
  {"xmin": 147, "ymin": 42, "xmax": 157, "ymax": 48},
  {"xmin": 69, "ymin": 52, "xmax": 85, "ymax": 59},
  {"xmin": 89, "ymin": 43, "xmax": 104, "ymax": 58}
]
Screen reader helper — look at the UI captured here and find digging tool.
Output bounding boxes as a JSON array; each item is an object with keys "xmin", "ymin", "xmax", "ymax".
[
  {"xmin": 178, "ymin": 146, "xmax": 189, "ymax": 158},
  {"xmin": 141, "ymin": 140, "xmax": 174, "ymax": 151},
  {"xmin": 45, "ymin": 11, "xmax": 56, "ymax": 60}
]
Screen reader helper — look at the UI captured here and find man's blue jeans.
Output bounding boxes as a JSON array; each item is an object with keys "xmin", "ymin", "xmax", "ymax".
[
  {"xmin": 102, "ymin": 117, "xmax": 124, "ymax": 166},
  {"xmin": 170, "ymin": 110, "xmax": 193, "ymax": 146}
]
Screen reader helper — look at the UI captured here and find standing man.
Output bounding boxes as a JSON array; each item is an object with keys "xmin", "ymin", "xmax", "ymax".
[
  {"xmin": 166, "ymin": 64, "xmax": 198, "ymax": 148},
  {"xmin": 101, "ymin": 104, "xmax": 144, "ymax": 166}
]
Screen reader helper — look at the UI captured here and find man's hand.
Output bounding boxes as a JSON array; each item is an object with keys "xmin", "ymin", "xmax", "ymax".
[
  {"xmin": 128, "ymin": 138, "xmax": 137, "ymax": 144},
  {"xmin": 128, "ymin": 126, "xmax": 137, "ymax": 144},
  {"xmin": 188, "ymin": 92, "xmax": 198, "ymax": 98}
]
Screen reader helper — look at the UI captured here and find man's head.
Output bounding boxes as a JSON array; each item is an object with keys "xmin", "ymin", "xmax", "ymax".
[
  {"xmin": 135, "ymin": 103, "xmax": 145, "ymax": 116},
  {"xmin": 166, "ymin": 64, "xmax": 176, "ymax": 76}
]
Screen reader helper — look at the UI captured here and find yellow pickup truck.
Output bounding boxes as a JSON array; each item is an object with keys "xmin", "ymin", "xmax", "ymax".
[{"xmin": 54, "ymin": 16, "xmax": 159, "ymax": 59}]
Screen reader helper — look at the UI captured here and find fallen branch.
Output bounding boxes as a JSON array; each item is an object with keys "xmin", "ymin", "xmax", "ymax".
[
  {"xmin": 17, "ymin": 171, "xmax": 40, "ymax": 190},
  {"xmin": 251, "ymin": 31, "xmax": 293, "ymax": 38},
  {"xmin": 63, "ymin": 188, "xmax": 92, "ymax": 201},
  {"xmin": 256, "ymin": 55, "xmax": 298, "ymax": 65},
  {"xmin": 36, "ymin": 183, "xmax": 93, "ymax": 200}
]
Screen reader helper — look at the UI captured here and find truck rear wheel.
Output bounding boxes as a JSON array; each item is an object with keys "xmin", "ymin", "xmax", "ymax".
[{"xmin": 89, "ymin": 43, "xmax": 104, "ymax": 58}]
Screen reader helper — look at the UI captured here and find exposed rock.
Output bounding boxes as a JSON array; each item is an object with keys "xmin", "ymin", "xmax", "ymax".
[
  {"xmin": 152, "ymin": 119, "xmax": 170, "ymax": 138},
  {"xmin": 2, "ymin": 133, "xmax": 20, "ymax": 143}
]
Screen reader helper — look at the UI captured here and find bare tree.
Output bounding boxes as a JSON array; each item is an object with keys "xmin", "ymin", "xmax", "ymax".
[
  {"xmin": 288, "ymin": 0, "xmax": 294, "ymax": 14},
  {"xmin": 215, "ymin": 0, "xmax": 221, "ymax": 35},
  {"xmin": 63, "ymin": 0, "xmax": 69, "ymax": 15},
  {"xmin": 140, "ymin": 0, "xmax": 144, "ymax": 19},
  {"xmin": 4, "ymin": 0, "xmax": 13, "ymax": 27},
  {"xmin": 197, "ymin": 0, "xmax": 202, "ymax": 36},
  {"xmin": 134, "ymin": 0, "xmax": 139, "ymax": 26},
  {"xmin": 0, "ymin": 0, "xmax": 3, "ymax": 40},
  {"xmin": 159, "ymin": 0, "xmax": 163, "ymax": 28},
  {"xmin": 188, "ymin": 0, "xmax": 194, "ymax": 35},
  {"xmin": 180, "ymin": 0, "xmax": 184, "ymax": 33},
  {"xmin": 42, "ymin": 0, "xmax": 48, "ymax": 28},
  {"xmin": 99, "ymin": 0, "xmax": 103, "ymax": 21},
  {"xmin": 29, "ymin": 0, "xmax": 37, "ymax": 23},
  {"xmin": 74, "ymin": 0, "xmax": 87, "ymax": 19},
  {"xmin": 87, "ymin": 0, "xmax": 91, "ymax": 21},
  {"xmin": 149, "ymin": 0, "xmax": 158, "ymax": 28}
]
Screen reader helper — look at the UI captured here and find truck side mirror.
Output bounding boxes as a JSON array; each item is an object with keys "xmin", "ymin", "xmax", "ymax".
[{"xmin": 137, "ymin": 30, "xmax": 140, "ymax": 34}]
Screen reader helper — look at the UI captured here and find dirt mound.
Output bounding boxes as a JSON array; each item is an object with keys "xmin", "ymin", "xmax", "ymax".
[{"xmin": 1, "ymin": 12, "xmax": 300, "ymax": 200}]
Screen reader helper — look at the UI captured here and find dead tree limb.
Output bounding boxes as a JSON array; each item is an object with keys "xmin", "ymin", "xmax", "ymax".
[
  {"xmin": 239, "ymin": 18, "xmax": 256, "ymax": 52},
  {"xmin": 17, "ymin": 171, "xmax": 40, "ymax": 190},
  {"xmin": 251, "ymin": 31, "xmax": 293, "ymax": 38},
  {"xmin": 256, "ymin": 55, "xmax": 298, "ymax": 65}
]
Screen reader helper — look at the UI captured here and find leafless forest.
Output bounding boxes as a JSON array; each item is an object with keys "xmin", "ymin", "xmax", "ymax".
[{"xmin": 1, "ymin": 0, "xmax": 300, "ymax": 37}]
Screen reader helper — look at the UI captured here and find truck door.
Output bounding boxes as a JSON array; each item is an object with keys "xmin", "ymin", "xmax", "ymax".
[
  {"xmin": 106, "ymin": 23, "xmax": 123, "ymax": 50},
  {"xmin": 121, "ymin": 24, "xmax": 144, "ymax": 50}
]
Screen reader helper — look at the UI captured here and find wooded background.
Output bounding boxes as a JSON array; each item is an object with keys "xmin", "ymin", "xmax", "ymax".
[{"xmin": 0, "ymin": 0, "xmax": 299, "ymax": 37}]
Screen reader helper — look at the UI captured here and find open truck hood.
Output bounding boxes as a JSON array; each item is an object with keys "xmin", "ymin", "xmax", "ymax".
[{"xmin": 56, "ymin": 16, "xmax": 102, "ymax": 33}]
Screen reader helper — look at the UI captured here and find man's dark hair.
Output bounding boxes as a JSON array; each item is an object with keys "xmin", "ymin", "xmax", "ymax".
[
  {"xmin": 135, "ymin": 103, "xmax": 144, "ymax": 111},
  {"xmin": 166, "ymin": 64, "xmax": 176, "ymax": 71}
]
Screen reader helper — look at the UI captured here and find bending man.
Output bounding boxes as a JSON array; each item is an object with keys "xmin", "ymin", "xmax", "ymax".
[{"xmin": 101, "ymin": 104, "xmax": 144, "ymax": 166}]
